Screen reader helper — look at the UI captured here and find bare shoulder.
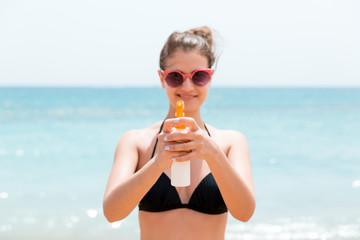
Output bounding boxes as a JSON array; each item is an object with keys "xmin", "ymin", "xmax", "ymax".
[
  {"xmin": 206, "ymin": 124, "xmax": 250, "ymax": 168},
  {"xmin": 205, "ymin": 124, "xmax": 248, "ymax": 145},
  {"xmin": 116, "ymin": 121, "xmax": 163, "ymax": 152}
]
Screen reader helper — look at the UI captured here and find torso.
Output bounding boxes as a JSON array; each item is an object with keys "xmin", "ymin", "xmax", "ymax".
[{"xmin": 135, "ymin": 121, "xmax": 232, "ymax": 240}]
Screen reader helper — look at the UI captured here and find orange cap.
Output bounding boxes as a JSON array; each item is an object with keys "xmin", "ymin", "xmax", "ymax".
[{"xmin": 175, "ymin": 100, "xmax": 186, "ymax": 129}]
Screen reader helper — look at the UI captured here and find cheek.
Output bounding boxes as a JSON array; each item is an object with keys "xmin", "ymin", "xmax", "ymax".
[
  {"xmin": 165, "ymin": 86, "xmax": 176, "ymax": 99},
  {"xmin": 199, "ymin": 93, "xmax": 208, "ymax": 105},
  {"xmin": 199, "ymin": 86, "xmax": 210, "ymax": 99},
  {"xmin": 197, "ymin": 87, "xmax": 210, "ymax": 106}
]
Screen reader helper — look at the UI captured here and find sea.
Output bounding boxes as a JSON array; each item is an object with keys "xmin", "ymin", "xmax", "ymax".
[{"xmin": 0, "ymin": 87, "xmax": 359, "ymax": 240}]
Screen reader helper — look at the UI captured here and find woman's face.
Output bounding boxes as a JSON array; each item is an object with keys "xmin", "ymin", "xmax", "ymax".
[{"xmin": 161, "ymin": 50, "xmax": 211, "ymax": 114}]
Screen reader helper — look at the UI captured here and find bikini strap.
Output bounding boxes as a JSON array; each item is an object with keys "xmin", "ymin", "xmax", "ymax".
[
  {"xmin": 204, "ymin": 123, "xmax": 211, "ymax": 137},
  {"xmin": 150, "ymin": 121, "xmax": 165, "ymax": 158}
]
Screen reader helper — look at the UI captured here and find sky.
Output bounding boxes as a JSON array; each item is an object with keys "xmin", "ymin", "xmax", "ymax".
[{"xmin": 0, "ymin": 0, "xmax": 359, "ymax": 87}]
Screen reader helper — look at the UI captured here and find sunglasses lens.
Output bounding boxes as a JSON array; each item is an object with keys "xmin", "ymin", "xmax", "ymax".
[
  {"xmin": 165, "ymin": 72, "xmax": 183, "ymax": 87},
  {"xmin": 192, "ymin": 71, "xmax": 210, "ymax": 86}
]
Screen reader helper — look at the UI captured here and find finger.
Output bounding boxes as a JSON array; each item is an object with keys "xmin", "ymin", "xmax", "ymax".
[
  {"xmin": 158, "ymin": 139, "xmax": 192, "ymax": 154},
  {"xmin": 162, "ymin": 119, "xmax": 177, "ymax": 133},
  {"xmin": 164, "ymin": 130, "xmax": 195, "ymax": 143},
  {"xmin": 162, "ymin": 117, "xmax": 199, "ymax": 133},
  {"xmin": 164, "ymin": 141, "xmax": 196, "ymax": 152},
  {"xmin": 158, "ymin": 140, "xmax": 177, "ymax": 150},
  {"xmin": 157, "ymin": 132, "xmax": 168, "ymax": 142},
  {"xmin": 172, "ymin": 151, "xmax": 198, "ymax": 162},
  {"xmin": 174, "ymin": 117, "xmax": 199, "ymax": 132},
  {"xmin": 172, "ymin": 151, "xmax": 192, "ymax": 157}
]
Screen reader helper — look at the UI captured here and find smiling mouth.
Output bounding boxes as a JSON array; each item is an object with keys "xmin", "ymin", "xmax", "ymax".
[{"xmin": 177, "ymin": 94, "xmax": 196, "ymax": 101}]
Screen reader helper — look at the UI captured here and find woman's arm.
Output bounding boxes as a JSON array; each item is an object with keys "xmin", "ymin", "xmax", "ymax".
[
  {"xmin": 207, "ymin": 130, "xmax": 256, "ymax": 222},
  {"xmin": 103, "ymin": 130, "xmax": 163, "ymax": 222},
  {"xmin": 103, "ymin": 127, "xmax": 186, "ymax": 222}
]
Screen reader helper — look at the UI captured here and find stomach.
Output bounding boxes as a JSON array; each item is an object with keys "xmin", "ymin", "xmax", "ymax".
[{"xmin": 138, "ymin": 208, "xmax": 228, "ymax": 240}]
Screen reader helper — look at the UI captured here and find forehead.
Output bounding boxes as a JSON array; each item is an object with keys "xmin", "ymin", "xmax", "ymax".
[{"xmin": 165, "ymin": 50, "xmax": 209, "ymax": 72}]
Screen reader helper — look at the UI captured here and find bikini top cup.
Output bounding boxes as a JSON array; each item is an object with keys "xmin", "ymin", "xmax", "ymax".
[{"xmin": 138, "ymin": 122, "xmax": 228, "ymax": 214}]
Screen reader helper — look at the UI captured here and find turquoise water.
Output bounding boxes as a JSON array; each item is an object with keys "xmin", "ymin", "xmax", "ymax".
[{"xmin": 0, "ymin": 87, "xmax": 359, "ymax": 239}]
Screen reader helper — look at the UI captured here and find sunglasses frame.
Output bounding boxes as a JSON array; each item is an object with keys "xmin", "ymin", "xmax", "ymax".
[{"xmin": 158, "ymin": 68, "xmax": 214, "ymax": 88}]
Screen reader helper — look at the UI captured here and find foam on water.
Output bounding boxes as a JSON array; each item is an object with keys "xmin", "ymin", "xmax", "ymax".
[
  {"xmin": 0, "ymin": 192, "xmax": 8, "ymax": 199},
  {"xmin": 226, "ymin": 217, "xmax": 360, "ymax": 240},
  {"xmin": 352, "ymin": 180, "xmax": 360, "ymax": 188}
]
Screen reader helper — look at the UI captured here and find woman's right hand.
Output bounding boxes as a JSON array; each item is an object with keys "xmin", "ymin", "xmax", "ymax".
[{"xmin": 153, "ymin": 120, "xmax": 190, "ymax": 171}]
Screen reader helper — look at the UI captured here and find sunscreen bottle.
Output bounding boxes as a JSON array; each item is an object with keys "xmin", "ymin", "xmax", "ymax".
[{"xmin": 171, "ymin": 100, "xmax": 190, "ymax": 187}]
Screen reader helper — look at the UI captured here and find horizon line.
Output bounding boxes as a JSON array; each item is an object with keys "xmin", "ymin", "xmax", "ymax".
[{"xmin": 0, "ymin": 85, "xmax": 359, "ymax": 89}]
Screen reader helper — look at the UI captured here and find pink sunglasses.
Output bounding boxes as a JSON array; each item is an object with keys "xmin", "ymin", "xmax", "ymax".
[{"xmin": 158, "ymin": 68, "xmax": 214, "ymax": 88}]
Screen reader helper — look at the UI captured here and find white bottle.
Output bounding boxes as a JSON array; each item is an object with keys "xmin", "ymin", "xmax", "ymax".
[
  {"xmin": 171, "ymin": 128, "xmax": 190, "ymax": 187},
  {"xmin": 171, "ymin": 160, "xmax": 190, "ymax": 187},
  {"xmin": 170, "ymin": 100, "xmax": 190, "ymax": 187}
]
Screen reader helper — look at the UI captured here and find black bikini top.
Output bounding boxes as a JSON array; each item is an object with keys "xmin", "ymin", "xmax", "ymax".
[{"xmin": 138, "ymin": 121, "xmax": 228, "ymax": 214}]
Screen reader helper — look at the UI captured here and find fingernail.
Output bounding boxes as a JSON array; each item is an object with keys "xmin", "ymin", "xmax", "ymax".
[
  {"xmin": 173, "ymin": 118, "xmax": 179, "ymax": 122},
  {"xmin": 172, "ymin": 157, "xmax": 176, "ymax": 161},
  {"xmin": 164, "ymin": 136, "xmax": 168, "ymax": 141},
  {"xmin": 165, "ymin": 146, "xmax": 170, "ymax": 151}
]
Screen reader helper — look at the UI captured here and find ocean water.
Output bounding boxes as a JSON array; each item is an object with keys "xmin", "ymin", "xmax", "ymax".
[{"xmin": 0, "ymin": 87, "xmax": 359, "ymax": 240}]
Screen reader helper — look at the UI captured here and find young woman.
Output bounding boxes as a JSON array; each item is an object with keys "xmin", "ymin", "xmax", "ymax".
[{"xmin": 103, "ymin": 26, "xmax": 256, "ymax": 240}]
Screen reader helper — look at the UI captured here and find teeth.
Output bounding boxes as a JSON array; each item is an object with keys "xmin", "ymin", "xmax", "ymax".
[{"xmin": 178, "ymin": 94, "xmax": 195, "ymax": 100}]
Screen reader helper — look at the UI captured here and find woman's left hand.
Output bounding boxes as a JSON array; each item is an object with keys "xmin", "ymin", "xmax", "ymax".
[
  {"xmin": 163, "ymin": 116, "xmax": 256, "ymax": 222},
  {"xmin": 161, "ymin": 117, "xmax": 220, "ymax": 163}
]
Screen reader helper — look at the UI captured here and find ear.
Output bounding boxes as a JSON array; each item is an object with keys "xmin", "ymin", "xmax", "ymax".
[
  {"xmin": 208, "ymin": 69, "xmax": 215, "ymax": 87},
  {"xmin": 158, "ymin": 70, "xmax": 166, "ymax": 89}
]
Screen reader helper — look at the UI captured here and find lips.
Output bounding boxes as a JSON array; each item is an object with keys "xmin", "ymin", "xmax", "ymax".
[{"xmin": 177, "ymin": 94, "xmax": 196, "ymax": 101}]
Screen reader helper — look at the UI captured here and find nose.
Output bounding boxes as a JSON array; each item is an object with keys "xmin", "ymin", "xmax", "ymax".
[{"xmin": 181, "ymin": 77, "xmax": 194, "ymax": 91}]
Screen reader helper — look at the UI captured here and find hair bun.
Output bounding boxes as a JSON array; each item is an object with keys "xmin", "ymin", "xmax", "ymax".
[
  {"xmin": 159, "ymin": 26, "xmax": 219, "ymax": 70},
  {"xmin": 186, "ymin": 26, "xmax": 213, "ymax": 48}
]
